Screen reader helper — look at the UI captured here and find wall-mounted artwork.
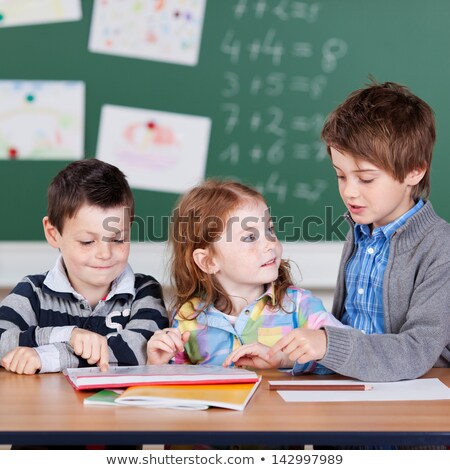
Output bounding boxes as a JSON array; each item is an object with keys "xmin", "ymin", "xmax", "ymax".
[
  {"xmin": 89, "ymin": 0, "xmax": 206, "ymax": 66},
  {"xmin": 0, "ymin": 0, "xmax": 81, "ymax": 28},
  {"xmin": 96, "ymin": 104, "xmax": 211, "ymax": 193},
  {"xmin": 0, "ymin": 80, "xmax": 85, "ymax": 159}
]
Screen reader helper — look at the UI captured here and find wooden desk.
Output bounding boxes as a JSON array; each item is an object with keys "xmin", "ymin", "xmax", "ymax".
[{"xmin": 0, "ymin": 368, "xmax": 449, "ymax": 447}]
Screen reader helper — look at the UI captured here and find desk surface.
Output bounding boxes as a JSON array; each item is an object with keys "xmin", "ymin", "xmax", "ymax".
[{"xmin": 1, "ymin": 368, "xmax": 449, "ymax": 446}]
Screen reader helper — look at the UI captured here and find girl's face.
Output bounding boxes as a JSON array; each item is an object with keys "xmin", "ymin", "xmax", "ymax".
[{"xmin": 210, "ymin": 200, "xmax": 282, "ymax": 302}]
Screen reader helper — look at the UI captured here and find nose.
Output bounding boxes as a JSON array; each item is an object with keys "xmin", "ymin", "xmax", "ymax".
[
  {"xmin": 264, "ymin": 231, "xmax": 278, "ymax": 251},
  {"xmin": 341, "ymin": 179, "xmax": 359, "ymax": 199},
  {"xmin": 96, "ymin": 241, "xmax": 112, "ymax": 260}
]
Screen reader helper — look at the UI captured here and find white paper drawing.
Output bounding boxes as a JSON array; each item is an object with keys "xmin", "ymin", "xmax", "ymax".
[
  {"xmin": 0, "ymin": 80, "xmax": 85, "ymax": 160},
  {"xmin": 89, "ymin": 0, "xmax": 206, "ymax": 66},
  {"xmin": 96, "ymin": 104, "xmax": 211, "ymax": 193},
  {"xmin": 0, "ymin": 0, "xmax": 81, "ymax": 28}
]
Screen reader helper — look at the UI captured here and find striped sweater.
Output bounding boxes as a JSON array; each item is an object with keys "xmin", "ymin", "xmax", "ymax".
[{"xmin": 0, "ymin": 257, "xmax": 168, "ymax": 373}]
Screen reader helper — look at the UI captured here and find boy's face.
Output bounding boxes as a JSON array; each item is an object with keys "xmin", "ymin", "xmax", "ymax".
[
  {"xmin": 331, "ymin": 148, "xmax": 423, "ymax": 229},
  {"xmin": 43, "ymin": 204, "xmax": 130, "ymax": 300}
]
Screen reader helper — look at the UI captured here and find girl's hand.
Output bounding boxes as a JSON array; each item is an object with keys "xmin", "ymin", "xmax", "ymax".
[
  {"xmin": 146, "ymin": 328, "xmax": 190, "ymax": 365},
  {"xmin": 222, "ymin": 342, "xmax": 294, "ymax": 369},
  {"xmin": 1, "ymin": 347, "xmax": 42, "ymax": 375},
  {"xmin": 267, "ymin": 329, "xmax": 327, "ymax": 364}
]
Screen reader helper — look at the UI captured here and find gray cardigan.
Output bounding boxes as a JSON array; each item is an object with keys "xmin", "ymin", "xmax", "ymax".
[{"xmin": 320, "ymin": 201, "xmax": 450, "ymax": 381}]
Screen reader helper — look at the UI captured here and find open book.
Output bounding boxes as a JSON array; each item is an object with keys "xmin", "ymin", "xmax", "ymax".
[
  {"xmin": 64, "ymin": 364, "xmax": 259, "ymax": 390},
  {"xmin": 84, "ymin": 377, "xmax": 262, "ymax": 411}
]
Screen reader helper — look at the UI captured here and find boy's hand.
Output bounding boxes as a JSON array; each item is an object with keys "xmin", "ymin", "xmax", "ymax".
[
  {"xmin": 70, "ymin": 328, "xmax": 109, "ymax": 371},
  {"xmin": 1, "ymin": 347, "xmax": 42, "ymax": 375},
  {"xmin": 222, "ymin": 342, "xmax": 294, "ymax": 369},
  {"xmin": 267, "ymin": 329, "xmax": 327, "ymax": 364},
  {"xmin": 146, "ymin": 328, "xmax": 190, "ymax": 365}
]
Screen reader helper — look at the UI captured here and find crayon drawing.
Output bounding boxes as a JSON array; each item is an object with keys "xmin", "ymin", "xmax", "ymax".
[
  {"xmin": 89, "ymin": 0, "xmax": 206, "ymax": 66},
  {"xmin": 0, "ymin": 0, "xmax": 81, "ymax": 28},
  {"xmin": 0, "ymin": 80, "xmax": 85, "ymax": 160},
  {"xmin": 96, "ymin": 104, "xmax": 211, "ymax": 193}
]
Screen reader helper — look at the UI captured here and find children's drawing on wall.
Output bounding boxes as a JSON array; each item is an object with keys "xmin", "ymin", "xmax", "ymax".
[
  {"xmin": 0, "ymin": 80, "xmax": 85, "ymax": 160},
  {"xmin": 88, "ymin": 0, "xmax": 206, "ymax": 66},
  {"xmin": 0, "ymin": 0, "xmax": 81, "ymax": 28},
  {"xmin": 96, "ymin": 104, "xmax": 211, "ymax": 193}
]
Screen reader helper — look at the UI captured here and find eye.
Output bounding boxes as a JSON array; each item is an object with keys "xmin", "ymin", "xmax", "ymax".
[
  {"xmin": 360, "ymin": 179, "xmax": 374, "ymax": 184},
  {"xmin": 79, "ymin": 241, "xmax": 94, "ymax": 246},
  {"xmin": 267, "ymin": 225, "xmax": 276, "ymax": 235},
  {"xmin": 336, "ymin": 175, "xmax": 345, "ymax": 181},
  {"xmin": 242, "ymin": 233, "xmax": 257, "ymax": 242},
  {"xmin": 113, "ymin": 239, "xmax": 125, "ymax": 244}
]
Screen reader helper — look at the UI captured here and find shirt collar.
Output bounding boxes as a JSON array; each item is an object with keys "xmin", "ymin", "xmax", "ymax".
[
  {"xmin": 261, "ymin": 283, "xmax": 276, "ymax": 303},
  {"xmin": 354, "ymin": 199, "xmax": 424, "ymax": 243},
  {"xmin": 44, "ymin": 255, "xmax": 135, "ymax": 301},
  {"xmin": 176, "ymin": 283, "xmax": 275, "ymax": 321}
]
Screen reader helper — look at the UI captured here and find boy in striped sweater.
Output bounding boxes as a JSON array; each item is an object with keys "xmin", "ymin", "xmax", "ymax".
[{"xmin": 0, "ymin": 159, "xmax": 168, "ymax": 374}]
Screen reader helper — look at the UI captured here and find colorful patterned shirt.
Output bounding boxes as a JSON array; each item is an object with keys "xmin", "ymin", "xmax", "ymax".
[{"xmin": 172, "ymin": 285, "xmax": 344, "ymax": 370}]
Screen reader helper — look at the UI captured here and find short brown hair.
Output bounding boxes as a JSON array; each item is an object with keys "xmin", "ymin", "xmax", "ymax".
[
  {"xmin": 47, "ymin": 159, "xmax": 135, "ymax": 233},
  {"xmin": 170, "ymin": 179, "xmax": 293, "ymax": 316},
  {"xmin": 321, "ymin": 81, "xmax": 436, "ymax": 199}
]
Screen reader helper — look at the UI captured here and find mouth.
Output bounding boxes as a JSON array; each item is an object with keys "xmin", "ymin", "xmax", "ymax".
[
  {"xmin": 261, "ymin": 258, "xmax": 277, "ymax": 267},
  {"xmin": 348, "ymin": 204, "xmax": 365, "ymax": 212}
]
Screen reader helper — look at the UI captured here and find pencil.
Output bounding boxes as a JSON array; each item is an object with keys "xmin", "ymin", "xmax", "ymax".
[{"xmin": 269, "ymin": 383, "xmax": 372, "ymax": 391}]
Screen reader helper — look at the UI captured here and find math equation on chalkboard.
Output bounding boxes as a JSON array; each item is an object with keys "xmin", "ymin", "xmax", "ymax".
[{"xmin": 211, "ymin": 0, "xmax": 348, "ymax": 209}]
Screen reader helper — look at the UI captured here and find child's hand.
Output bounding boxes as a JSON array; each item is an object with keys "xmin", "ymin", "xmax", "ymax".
[
  {"xmin": 1, "ymin": 347, "xmax": 42, "ymax": 375},
  {"xmin": 70, "ymin": 328, "xmax": 109, "ymax": 371},
  {"xmin": 222, "ymin": 342, "xmax": 294, "ymax": 369},
  {"xmin": 146, "ymin": 328, "xmax": 190, "ymax": 365},
  {"xmin": 268, "ymin": 329, "xmax": 327, "ymax": 364}
]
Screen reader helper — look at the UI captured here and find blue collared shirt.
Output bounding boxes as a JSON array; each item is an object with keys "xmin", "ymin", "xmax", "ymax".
[{"xmin": 342, "ymin": 200, "xmax": 424, "ymax": 333}]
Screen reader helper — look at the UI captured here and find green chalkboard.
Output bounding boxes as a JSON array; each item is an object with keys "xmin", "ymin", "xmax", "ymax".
[{"xmin": 1, "ymin": 0, "xmax": 449, "ymax": 241}]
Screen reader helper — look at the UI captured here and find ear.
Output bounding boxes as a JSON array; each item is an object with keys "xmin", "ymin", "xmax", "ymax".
[
  {"xmin": 42, "ymin": 216, "xmax": 61, "ymax": 249},
  {"xmin": 404, "ymin": 167, "xmax": 427, "ymax": 187},
  {"xmin": 192, "ymin": 248, "xmax": 219, "ymax": 275}
]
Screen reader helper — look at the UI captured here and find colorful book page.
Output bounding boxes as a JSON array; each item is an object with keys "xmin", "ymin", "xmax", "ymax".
[
  {"xmin": 114, "ymin": 379, "xmax": 261, "ymax": 411},
  {"xmin": 96, "ymin": 104, "xmax": 211, "ymax": 193},
  {"xmin": 0, "ymin": 80, "xmax": 85, "ymax": 160},
  {"xmin": 88, "ymin": 0, "xmax": 206, "ymax": 66},
  {"xmin": 0, "ymin": 0, "xmax": 81, "ymax": 28}
]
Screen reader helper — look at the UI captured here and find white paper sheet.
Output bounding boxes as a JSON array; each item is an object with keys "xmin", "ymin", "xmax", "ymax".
[
  {"xmin": 0, "ymin": 0, "xmax": 81, "ymax": 28},
  {"xmin": 96, "ymin": 104, "xmax": 211, "ymax": 193},
  {"xmin": 88, "ymin": 0, "xmax": 206, "ymax": 66},
  {"xmin": 0, "ymin": 80, "xmax": 85, "ymax": 159},
  {"xmin": 271, "ymin": 379, "xmax": 450, "ymax": 402}
]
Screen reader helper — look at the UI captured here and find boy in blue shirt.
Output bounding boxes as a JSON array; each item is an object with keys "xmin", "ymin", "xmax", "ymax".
[
  {"xmin": 0, "ymin": 159, "xmax": 168, "ymax": 374},
  {"xmin": 269, "ymin": 81, "xmax": 450, "ymax": 381}
]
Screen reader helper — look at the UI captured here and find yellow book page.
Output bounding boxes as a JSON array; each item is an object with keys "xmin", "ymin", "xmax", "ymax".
[{"xmin": 116, "ymin": 378, "xmax": 261, "ymax": 410}]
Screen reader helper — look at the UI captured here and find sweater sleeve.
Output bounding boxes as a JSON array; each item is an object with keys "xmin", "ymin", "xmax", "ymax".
[
  {"xmin": 0, "ymin": 278, "xmax": 85, "ymax": 372},
  {"xmin": 321, "ymin": 259, "xmax": 450, "ymax": 381},
  {"xmin": 107, "ymin": 275, "xmax": 169, "ymax": 366},
  {"xmin": 0, "ymin": 278, "xmax": 41, "ymax": 361}
]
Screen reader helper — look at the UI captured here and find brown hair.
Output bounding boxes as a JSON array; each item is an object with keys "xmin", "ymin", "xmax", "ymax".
[
  {"xmin": 170, "ymin": 179, "xmax": 293, "ymax": 316},
  {"xmin": 47, "ymin": 159, "xmax": 135, "ymax": 233},
  {"xmin": 321, "ymin": 80, "xmax": 436, "ymax": 199}
]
